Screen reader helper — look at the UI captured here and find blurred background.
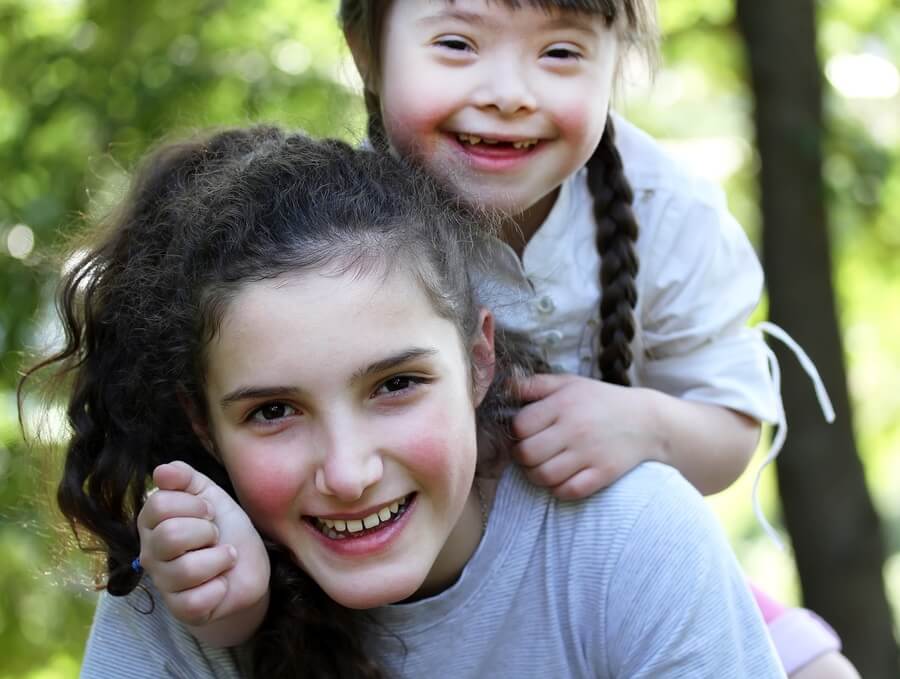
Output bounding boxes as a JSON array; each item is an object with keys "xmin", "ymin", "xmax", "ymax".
[{"xmin": 0, "ymin": 0, "xmax": 897, "ymax": 676}]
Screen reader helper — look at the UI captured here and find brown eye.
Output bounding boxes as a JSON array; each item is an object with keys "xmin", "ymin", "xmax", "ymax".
[
  {"xmin": 381, "ymin": 376, "xmax": 414, "ymax": 393},
  {"xmin": 374, "ymin": 375, "xmax": 429, "ymax": 397},
  {"xmin": 250, "ymin": 402, "xmax": 296, "ymax": 422}
]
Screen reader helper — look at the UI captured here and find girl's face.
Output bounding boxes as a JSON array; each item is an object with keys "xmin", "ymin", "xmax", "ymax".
[
  {"xmin": 200, "ymin": 266, "xmax": 494, "ymax": 609},
  {"xmin": 368, "ymin": 0, "xmax": 619, "ymax": 232}
]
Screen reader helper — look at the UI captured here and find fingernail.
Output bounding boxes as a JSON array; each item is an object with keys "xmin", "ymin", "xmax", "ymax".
[
  {"xmin": 204, "ymin": 501, "xmax": 214, "ymax": 519},
  {"xmin": 227, "ymin": 545, "xmax": 237, "ymax": 560}
]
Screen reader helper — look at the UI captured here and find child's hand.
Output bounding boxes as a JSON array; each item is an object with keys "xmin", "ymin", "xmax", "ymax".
[
  {"xmin": 512, "ymin": 374, "xmax": 658, "ymax": 500},
  {"xmin": 137, "ymin": 461, "xmax": 270, "ymax": 629}
]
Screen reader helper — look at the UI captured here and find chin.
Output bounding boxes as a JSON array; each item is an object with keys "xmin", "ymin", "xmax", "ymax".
[{"xmin": 319, "ymin": 572, "xmax": 427, "ymax": 610}]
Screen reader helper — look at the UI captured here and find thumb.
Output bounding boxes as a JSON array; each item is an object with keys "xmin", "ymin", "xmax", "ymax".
[
  {"xmin": 152, "ymin": 460, "xmax": 213, "ymax": 497},
  {"xmin": 512, "ymin": 373, "xmax": 572, "ymax": 404}
]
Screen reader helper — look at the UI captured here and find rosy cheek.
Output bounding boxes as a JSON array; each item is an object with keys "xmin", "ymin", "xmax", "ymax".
[
  {"xmin": 226, "ymin": 458, "xmax": 303, "ymax": 529},
  {"xmin": 399, "ymin": 412, "xmax": 477, "ymax": 488}
]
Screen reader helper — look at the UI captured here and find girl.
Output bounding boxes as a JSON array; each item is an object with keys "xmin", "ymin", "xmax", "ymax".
[
  {"xmin": 23, "ymin": 126, "xmax": 785, "ymax": 677},
  {"xmin": 334, "ymin": 1, "xmax": 852, "ymax": 677}
]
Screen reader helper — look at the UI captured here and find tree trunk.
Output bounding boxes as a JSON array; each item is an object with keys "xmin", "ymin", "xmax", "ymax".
[{"xmin": 734, "ymin": 0, "xmax": 898, "ymax": 675}]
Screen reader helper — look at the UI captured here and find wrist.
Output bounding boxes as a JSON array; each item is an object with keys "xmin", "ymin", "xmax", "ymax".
[{"xmin": 637, "ymin": 387, "xmax": 674, "ymax": 467}]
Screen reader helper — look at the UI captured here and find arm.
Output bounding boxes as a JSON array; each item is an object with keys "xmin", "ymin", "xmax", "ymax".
[
  {"xmin": 512, "ymin": 375, "xmax": 759, "ymax": 500},
  {"xmin": 602, "ymin": 464, "xmax": 785, "ymax": 678},
  {"xmin": 645, "ymin": 388, "xmax": 760, "ymax": 494}
]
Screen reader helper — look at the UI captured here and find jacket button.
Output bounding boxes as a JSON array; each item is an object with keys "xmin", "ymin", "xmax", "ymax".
[
  {"xmin": 535, "ymin": 295, "xmax": 555, "ymax": 314},
  {"xmin": 543, "ymin": 330, "xmax": 564, "ymax": 347}
]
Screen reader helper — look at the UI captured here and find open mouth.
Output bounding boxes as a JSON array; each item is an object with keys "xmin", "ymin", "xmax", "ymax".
[
  {"xmin": 307, "ymin": 493, "xmax": 415, "ymax": 540},
  {"xmin": 455, "ymin": 133, "xmax": 539, "ymax": 150}
]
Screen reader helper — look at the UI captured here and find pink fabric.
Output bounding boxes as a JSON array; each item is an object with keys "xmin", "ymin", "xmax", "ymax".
[
  {"xmin": 767, "ymin": 609, "xmax": 842, "ymax": 674},
  {"xmin": 750, "ymin": 581, "xmax": 788, "ymax": 623},
  {"xmin": 749, "ymin": 582, "xmax": 842, "ymax": 674}
]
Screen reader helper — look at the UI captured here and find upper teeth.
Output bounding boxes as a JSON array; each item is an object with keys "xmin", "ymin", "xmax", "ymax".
[
  {"xmin": 457, "ymin": 133, "xmax": 537, "ymax": 149},
  {"xmin": 318, "ymin": 496, "xmax": 408, "ymax": 533}
]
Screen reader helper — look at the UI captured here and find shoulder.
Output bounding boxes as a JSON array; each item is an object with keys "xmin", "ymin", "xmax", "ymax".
[
  {"xmin": 81, "ymin": 585, "xmax": 240, "ymax": 679},
  {"xmin": 531, "ymin": 462, "xmax": 707, "ymax": 566},
  {"xmin": 612, "ymin": 112, "xmax": 724, "ymax": 209},
  {"xmin": 610, "ymin": 113, "xmax": 744, "ymax": 259}
]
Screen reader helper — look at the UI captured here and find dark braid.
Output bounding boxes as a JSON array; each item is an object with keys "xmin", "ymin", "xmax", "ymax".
[
  {"xmin": 585, "ymin": 116, "xmax": 639, "ymax": 386},
  {"xmin": 364, "ymin": 89, "xmax": 389, "ymax": 153}
]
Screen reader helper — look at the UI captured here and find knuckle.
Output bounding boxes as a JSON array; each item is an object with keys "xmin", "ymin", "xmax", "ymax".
[
  {"xmin": 156, "ymin": 520, "xmax": 185, "ymax": 547},
  {"xmin": 530, "ymin": 465, "xmax": 557, "ymax": 487}
]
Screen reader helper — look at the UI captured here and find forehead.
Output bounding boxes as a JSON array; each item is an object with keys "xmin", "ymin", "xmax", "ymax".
[{"xmin": 205, "ymin": 268, "xmax": 464, "ymax": 390}]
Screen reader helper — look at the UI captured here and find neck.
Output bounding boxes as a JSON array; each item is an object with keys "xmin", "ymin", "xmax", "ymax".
[
  {"xmin": 406, "ymin": 484, "xmax": 488, "ymax": 601},
  {"xmin": 500, "ymin": 188, "xmax": 560, "ymax": 258}
]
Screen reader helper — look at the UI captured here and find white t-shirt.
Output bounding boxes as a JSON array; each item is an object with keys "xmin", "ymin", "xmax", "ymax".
[{"xmin": 475, "ymin": 115, "xmax": 778, "ymax": 423}]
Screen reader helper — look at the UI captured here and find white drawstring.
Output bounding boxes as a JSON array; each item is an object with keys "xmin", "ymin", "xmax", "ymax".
[{"xmin": 751, "ymin": 322, "xmax": 836, "ymax": 550}]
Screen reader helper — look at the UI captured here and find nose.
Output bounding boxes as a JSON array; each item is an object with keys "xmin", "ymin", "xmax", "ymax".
[
  {"xmin": 314, "ymin": 418, "xmax": 384, "ymax": 502},
  {"xmin": 473, "ymin": 58, "xmax": 537, "ymax": 115}
]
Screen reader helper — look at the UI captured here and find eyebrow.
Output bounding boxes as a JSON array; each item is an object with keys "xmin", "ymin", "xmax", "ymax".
[
  {"xmin": 219, "ymin": 347, "xmax": 439, "ymax": 408},
  {"xmin": 220, "ymin": 385, "xmax": 303, "ymax": 408},
  {"xmin": 417, "ymin": 8, "xmax": 598, "ymax": 37},
  {"xmin": 350, "ymin": 347, "xmax": 438, "ymax": 381}
]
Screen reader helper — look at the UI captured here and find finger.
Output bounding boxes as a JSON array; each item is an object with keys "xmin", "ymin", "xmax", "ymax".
[
  {"xmin": 511, "ymin": 398, "xmax": 559, "ymax": 440},
  {"xmin": 153, "ymin": 543, "xmax": 237, "ymax": 596},
  {"xmin": 146, "ymin": 517, "xmax": 220, "ymax": 562},
  {"xmin": 512, "ymin": 426, "xmax": 565, "ymax": 468},
  {"xmin": 512, "ymin": 373, "xmax": 572, "ymax": 403},
  {"xmin": 166, "ymin": 575, "xmax": 230, "ymax": 627},
  {"xmin": 551, "ymin": 467, "xmax": 610, "ymax": 501},
  {"xmin": 139, "ymin": 490, "xmax": 214, "ymax": 531},
  {"xmin": 522, "ymin": 450, "xmax": 585, "ymax": 489}
]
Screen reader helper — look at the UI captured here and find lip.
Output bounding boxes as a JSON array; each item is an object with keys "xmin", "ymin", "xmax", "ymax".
[
  {"xmin": 444, "ymin": 132, "xmax": 546, "ymax": 172},
  {"xmin": 304, "ymin": 493, "xmax": 417, "ymax": 558}
]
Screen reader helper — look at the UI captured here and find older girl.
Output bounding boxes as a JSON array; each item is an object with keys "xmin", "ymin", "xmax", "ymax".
[{"xmin": 24, "ymin": 127, "xmax": 783, "ymax": 677}]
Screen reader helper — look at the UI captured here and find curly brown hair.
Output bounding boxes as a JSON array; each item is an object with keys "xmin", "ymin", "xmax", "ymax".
[{"xmin": 19, "ymin": 126, "xmax": 542, "ymax": 678}]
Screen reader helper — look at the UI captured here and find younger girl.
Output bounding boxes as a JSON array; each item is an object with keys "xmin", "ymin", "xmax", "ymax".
[
  {"xmin": 24, "ymin": 127, "xmax": 785, "ymax": 677},
  {"xmin": 335, "ymin": 1, "xmax": 850, "ymax": 676}
]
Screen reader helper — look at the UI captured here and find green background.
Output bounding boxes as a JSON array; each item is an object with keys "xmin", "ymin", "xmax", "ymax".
[{"xmin": 1, "ymin": 0, "xmax": 898, "ymax": 675}]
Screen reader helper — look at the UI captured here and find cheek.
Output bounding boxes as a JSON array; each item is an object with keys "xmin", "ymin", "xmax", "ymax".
[
  {"xmin": 398, "ymin": 405, "xmax": 478, "ymax": 488},
  {"xmin": 380, "ymin": 81, "xmax": 453, "ymax": 149},
  {"xmin": 225, "ymin": 455, "xmax": 303, "ymax": 528}
]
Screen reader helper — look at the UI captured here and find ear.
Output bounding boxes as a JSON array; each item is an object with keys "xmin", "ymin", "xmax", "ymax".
[
  {"xmin": 344, "ymin": 27, "xmax": 377, "ymax": 93},
  {"xmin": 177, "ymin": 389, "xmax": 218, "ymax": 459},
  {"xmin": 471, "ymin": 308, "xmax": 496, "ymax": 407}
]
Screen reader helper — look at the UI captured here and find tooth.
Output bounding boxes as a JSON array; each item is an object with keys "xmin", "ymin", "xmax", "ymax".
[
  {"xmin": 399, "ymin": 496, "xmax": 407, "ymax": 506},
  {"xmin": 363, "ymin": 513, "xmax": 380, "ymax": 529},
  {"xmin": 347, "ymin": 519, "xmax": 364, "ymax": 533},
  {"xmin": 323, "ymin": 519, "xmax": 334, "ymax": 529},
  {"xmin": 379, "ymin": 507, "xmax": 392, "ymax": 521},
  {"xmin": 469, "ymin": 136, "xmax": 481, "ymax": 144},
  {"xmin": 333, "ymin": 519, "xmax": 346, "ymax": 531},
  {"xmin": 390, "ymin": 502, "xmax": 399, "ymax": 514},
  {"xmin": 483, "ymin": 138, "xmax": 497, "ymax": 144}
]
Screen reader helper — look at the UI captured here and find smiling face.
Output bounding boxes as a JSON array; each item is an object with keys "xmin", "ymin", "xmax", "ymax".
[
  {"xmin": 200, "ymin": 265, "xmax": 493, "ymax": 609},
  {"xmin": 369, "ymin": 0, "xmax": 619, "ymax": 232}
]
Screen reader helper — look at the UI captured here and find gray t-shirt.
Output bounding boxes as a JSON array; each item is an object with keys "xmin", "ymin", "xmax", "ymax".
[{"xmin": 81, "ymin": 463, "xmax": 785, "ymax": 678}]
